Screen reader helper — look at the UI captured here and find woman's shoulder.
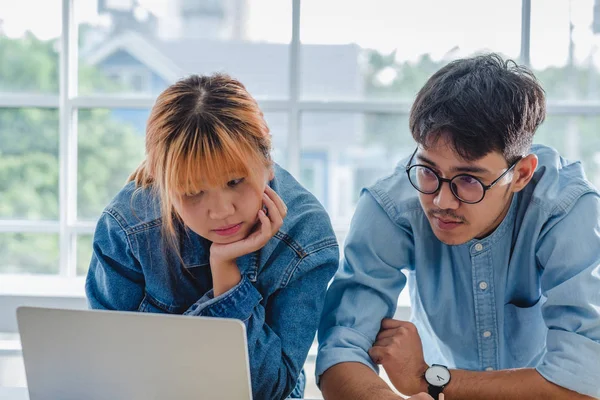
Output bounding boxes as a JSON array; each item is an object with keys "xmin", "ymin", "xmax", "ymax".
[
  {"xmin": 271, "ymin": 164, "xmax": 338, "ymax": 254},
  {"xmin": 101, "ymin": 181, "xmax": 162, "ymax": 232}
]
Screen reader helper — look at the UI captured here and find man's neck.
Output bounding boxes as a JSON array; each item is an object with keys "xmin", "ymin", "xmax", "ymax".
[{"xmin": 475, "ymin": 193, "xmax": 514, "ymax": 240}]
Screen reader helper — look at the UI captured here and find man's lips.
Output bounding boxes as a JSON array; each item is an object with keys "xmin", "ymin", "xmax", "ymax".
[
  {"xmin": 435, "ymin": 217, "xmax": 462, "ymax": 224},
  {"xmin": 432, "ymin": 216, "xmax": 463, "ymax": 231}
]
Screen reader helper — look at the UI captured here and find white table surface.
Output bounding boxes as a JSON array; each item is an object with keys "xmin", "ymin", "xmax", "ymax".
[
  {"xmin": 0, "ymin": 388, "xmax": 27, "ymax": 400},
  {"xmin": 0, "ymin": 387, "xmax": 318, "ymax": 400}
]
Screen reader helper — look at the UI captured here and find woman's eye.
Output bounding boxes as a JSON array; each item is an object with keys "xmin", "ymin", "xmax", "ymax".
[
  {"xmin": 184, "ymin": 191, "xmax": 203, "ymax": 198},
  {"xmin": 227, "ymin": 178, "xmax": 245, "ymax": 187}
]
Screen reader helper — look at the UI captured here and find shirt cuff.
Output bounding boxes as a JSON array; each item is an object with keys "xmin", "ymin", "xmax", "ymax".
[
  {"xmin": 184, "ymin": 275, "xmax": 263, "ymax": 321},
  {"xmin": 536, "ymin": 329, "xmax": 600, "ymax": 398},
  {"xmin": 315, "ymin": 325, "xmax": 378, "ymax": 386}
]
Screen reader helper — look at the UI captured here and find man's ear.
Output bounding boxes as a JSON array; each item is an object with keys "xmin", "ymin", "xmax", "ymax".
[{"xmin": 511, "ymin": 154, "xmax": 538, "ymax": 193}]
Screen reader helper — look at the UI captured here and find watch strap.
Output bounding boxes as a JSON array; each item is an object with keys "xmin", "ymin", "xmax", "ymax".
[{"xmin": 428, "ymin": 383, "xmax": 444, "ymax": 398}]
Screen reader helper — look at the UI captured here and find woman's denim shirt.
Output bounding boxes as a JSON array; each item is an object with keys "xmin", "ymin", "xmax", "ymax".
[{"xmin": 85, "ymin": 164, "xmax": 339, "ymax": 400}]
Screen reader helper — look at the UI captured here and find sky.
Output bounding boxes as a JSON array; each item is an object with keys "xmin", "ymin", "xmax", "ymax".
[{"xmin": 0, "ymin": 0, "xmax": 598, "ymax": 69}]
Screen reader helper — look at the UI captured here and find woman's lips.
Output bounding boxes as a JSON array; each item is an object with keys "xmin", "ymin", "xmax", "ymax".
[{"xmin": 212, "ymin": 223, "xmax": 243, "ymax": 236}]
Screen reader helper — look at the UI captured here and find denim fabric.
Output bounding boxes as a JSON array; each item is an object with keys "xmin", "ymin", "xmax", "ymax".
[
  {"xmin": 86, "ymin": 164, "xmax": 339, "ymax": 400},
  {"xmin": 317, "ymin": 145, "xmax": 600, "ymax": 398}
]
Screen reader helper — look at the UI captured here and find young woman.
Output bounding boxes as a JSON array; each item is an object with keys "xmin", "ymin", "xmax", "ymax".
[{"xmin": 85, "ymin": 74, "xmax": 339, "ymax": 399}]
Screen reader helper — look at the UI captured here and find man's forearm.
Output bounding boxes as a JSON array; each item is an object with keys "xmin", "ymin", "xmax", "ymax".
[
  {"xmin": 321, "ymin": 362, "xmax": 401, "ymax": 400},
  {"xmin": 444, "ymin": 368, "xmax": 595, "ymax": 400}
]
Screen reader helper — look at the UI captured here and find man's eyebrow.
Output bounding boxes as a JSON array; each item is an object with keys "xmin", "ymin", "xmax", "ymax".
[{"xmin": 416, "ymin": 154, "xmax": 491, "ymax": 174}]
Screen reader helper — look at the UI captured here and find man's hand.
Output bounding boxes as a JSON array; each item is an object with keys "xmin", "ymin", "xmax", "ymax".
[
  {"xmin": 369, "ymin": 318, "xmax": 429, "ymax": 396},
  {"xmin": 408, "ymin": 393, "xmax": 437, "ymax": 400},
  {"xmin": 209, "ymin": 186, "xmax": 287, "ymax": 296}
]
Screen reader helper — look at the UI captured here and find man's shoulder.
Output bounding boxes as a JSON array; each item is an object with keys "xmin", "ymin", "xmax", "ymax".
[
  {"xmin": 526, "ymin": 144, "xmax": 598, "ymax": 215},
  {"xmin": 364, "ymin": 159, "xmax": 423, "ymax": 222}
]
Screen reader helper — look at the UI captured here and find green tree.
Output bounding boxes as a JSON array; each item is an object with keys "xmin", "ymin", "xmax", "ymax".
[{"xmin": 0, "ymin": 32, "xmax": 145, "ymax": 275}]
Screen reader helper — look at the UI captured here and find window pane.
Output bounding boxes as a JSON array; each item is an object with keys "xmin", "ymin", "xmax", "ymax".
[
  {"xmin": 0, "ymin": 233, "xmax": 59, "ymax": 274},
  {"xmin": 535, "ymin": 115, "xmax": 600, "ymax": 188},
  {"xmin": 300, "ymin": 0, "xmax": 521, "ymax": 100},
  {"xmin": 77, "ymin": 108, "xmax": 147, "ymax": 220},
  {"xmin": 264, "ymin": 112, "xmax": 288, "ymax": 169},
  {"xmin": 531, "ymin": 0, "xmax": 600, "ymax": 101},
  {"xmin": 0, "ymin": 108, "xmax": 59, "ymax": 220},
  {"xmin": 0, "ymin": 0, "xmax": 60, "ymax": 93},
  {"xmin": 77, "ymin": 0, "xmax": 291, "ymax": 98},
  {"xmin": 300, "ymin": 112, "xmax": 414, "ymax": 223},
  {"xmin": 77, "ymin": 234, "xmax": 93, "ymax": 276}
]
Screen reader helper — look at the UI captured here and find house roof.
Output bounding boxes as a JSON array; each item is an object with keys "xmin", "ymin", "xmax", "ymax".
[
  {"xmin": 83, "ymin": 30, "xmax": 367, "ymax": 149},
  {"xmin": 82, "ymin": 30, "xmax": 364, "ymax": 99}
]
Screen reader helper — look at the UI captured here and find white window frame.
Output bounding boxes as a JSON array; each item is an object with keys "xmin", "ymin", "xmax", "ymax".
[{"xmin": 0, "ymin": 0, "xmax": 597, "ymax": 332}]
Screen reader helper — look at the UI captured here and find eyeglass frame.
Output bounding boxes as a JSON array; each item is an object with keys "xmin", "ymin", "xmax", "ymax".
[{"xmin": 405, "ymin": 148, "xmax": 522, "ymax": 204}]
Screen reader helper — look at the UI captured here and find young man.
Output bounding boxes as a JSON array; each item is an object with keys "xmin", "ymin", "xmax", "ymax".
[{"xmin": 316, "ymin": 54, "xmax": 600, "ymax": 399}]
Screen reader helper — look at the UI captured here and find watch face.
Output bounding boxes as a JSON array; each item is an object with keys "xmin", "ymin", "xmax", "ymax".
[{"xmin": 425, "ymin": 365, "xmax": 450, "ymax": 387}]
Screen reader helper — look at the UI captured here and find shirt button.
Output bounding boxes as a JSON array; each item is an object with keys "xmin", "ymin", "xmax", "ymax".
[
  {"xmin": 475, "ymin": 243, "xmax": 483, "ymax": 252},
  {"xmin": 485, "ymin": 367, "xmax": 494, "ymax": 371},
  {"xmin": 483, "ymin": 331, "xmax": 492, "ymax": 338},
  {"xmin": 479, "ymin": 281, "xmax": 488, "ymax": 290}
]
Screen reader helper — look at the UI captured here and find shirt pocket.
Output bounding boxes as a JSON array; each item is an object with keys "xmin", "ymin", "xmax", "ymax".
[
  {"xmin": 137, "ymin": 293, "xmax": 171, "ymax": 314},
  {"xmin": 503, "ymin": 298, "xmax": 547, "ymax": 367}
]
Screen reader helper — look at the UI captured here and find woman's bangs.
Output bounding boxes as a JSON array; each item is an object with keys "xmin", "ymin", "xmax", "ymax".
[{"xmin": 166, "ymin": 130, "xmax": 262, "ymax": 196}]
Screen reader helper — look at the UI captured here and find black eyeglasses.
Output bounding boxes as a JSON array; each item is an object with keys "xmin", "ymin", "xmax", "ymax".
[{"xmin": 405, "ymin": 148, "xmax": 521, "ymax": 204}]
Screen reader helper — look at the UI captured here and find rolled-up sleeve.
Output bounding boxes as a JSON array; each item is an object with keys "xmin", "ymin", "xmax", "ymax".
[
  {"xmin": 535, "ymin": 192, "xmax": 600, "ymax": 398},
  {"xmin": 183, "ymin": 275, "xmax": 262, "ymax": 322},
  {"xmin": 316, "ymin": 190, "xmax": 414, "ymax": 384}
]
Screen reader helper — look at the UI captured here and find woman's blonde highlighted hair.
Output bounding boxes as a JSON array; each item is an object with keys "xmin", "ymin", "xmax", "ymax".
[{"xmin": 129, "ymin": 73, "xmax": 272, "ymax": 252}]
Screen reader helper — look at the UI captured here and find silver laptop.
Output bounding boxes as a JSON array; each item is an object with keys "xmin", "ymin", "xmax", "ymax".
[{"xmin": 16, "ymin": 306, "xmax": 253, "ymax": 400}]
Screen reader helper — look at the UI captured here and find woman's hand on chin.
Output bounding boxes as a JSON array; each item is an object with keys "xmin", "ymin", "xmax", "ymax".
[{"xmin": 210, "ymin": 186, "xmax": 287, "ymax": 296}]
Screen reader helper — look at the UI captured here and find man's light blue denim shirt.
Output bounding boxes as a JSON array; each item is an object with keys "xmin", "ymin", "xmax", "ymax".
[
  {"xmin": 316, "ymin": 144, "xmax": 600, "ymax": 398},
  {"xmin": 86, "ymin": 164, "xmax": 339, "ymax": 400}
]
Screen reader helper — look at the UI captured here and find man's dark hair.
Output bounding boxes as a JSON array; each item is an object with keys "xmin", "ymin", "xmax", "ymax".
[{"xmin": 409, "ymin": 53, "xmax": 546, "ymax": 163}]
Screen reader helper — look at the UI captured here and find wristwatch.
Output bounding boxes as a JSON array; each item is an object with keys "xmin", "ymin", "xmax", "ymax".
[{"xmin": 424, "ymin": 364, "xmax": 451, "ymax": 398}]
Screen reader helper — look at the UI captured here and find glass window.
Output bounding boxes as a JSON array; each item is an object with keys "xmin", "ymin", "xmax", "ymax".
[
  {"xmin": 0, "ymin": 0, "xmax": 60, "ymax": 94},
  {"xmin": 77, "ymin": 108, "xmax": 147, "ymax": 221},
  {"xmin": 300, "ymin": 0, "xmax": 521, "ymax": 101},
  {"xmin": 264, "ymin": 112, "xmax": 288, "ymax": 169},
  {"xmin": 300, "ymin": 112, "xmax": 413, "ymax": 223},
  {"xmin": 77, "ymin": 234, "xmax": 93, "ymax": 276},
  {"xmin": 76, "ymin": 0, "xmax": 292, "ymax": 98},
  {"xmin": 531, "ymin": 0, "xmax": 600, "ymax": 101},
  {"xmin": 535, "ymin": 115, "xmax": 600, "ymax": 188},
  {"xmin": 0, "ymin": 108, "xmax": 59, "ymax": 220},
  {"xmin": 0, "ymin": 233, "xmax": 59, "ymax": 274}
]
